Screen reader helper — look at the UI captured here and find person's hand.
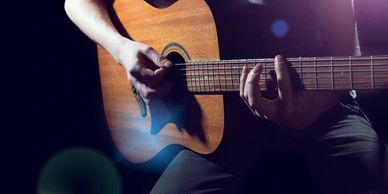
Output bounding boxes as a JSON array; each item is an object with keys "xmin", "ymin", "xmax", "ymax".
[
  {"xmin": 240, "ymin": 55, "xmax": 325, "ymax": 129},
  {"xmin": 114, "ymin": 38, "xmax": 173, "ymax": 103}
]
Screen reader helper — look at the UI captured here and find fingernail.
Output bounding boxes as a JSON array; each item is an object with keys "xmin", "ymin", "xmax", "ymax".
[
  {"xmin": 275, "ymin": 55, "xmax": 284, "ymax": 63},
  {"xmin": 242, "ymin": 66, "xmax": 248, "ymax": 73},
  {"xmin": 253, "ymin": 64, "xmax": 262, "ymax": 72},
  {"xmin": 165, "ymin": 60, "xmax": 173, "ymax": 68}
]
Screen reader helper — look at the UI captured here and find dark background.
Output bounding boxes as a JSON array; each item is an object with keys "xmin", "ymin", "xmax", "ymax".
[
  {"xmin": 6, "ymin": 1, "xmax": 387, "ymax": 194},
  {"xmin": 6, "ymin": 1, "xmax": 157, "ymax": 193}
]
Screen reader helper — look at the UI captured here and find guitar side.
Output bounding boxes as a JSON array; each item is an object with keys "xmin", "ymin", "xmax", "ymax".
[{"xmin": 97, "ymin": 0, "xmax": 224, "ymax": 163}]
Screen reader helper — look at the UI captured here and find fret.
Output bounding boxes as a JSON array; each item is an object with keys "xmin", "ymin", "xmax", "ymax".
[
  {"xmin": 229, "ymin": 61, "xmax": 232, "ymax": 90},
  {"xmin": 229, "ymin": 60, "xmax": 233, "ymax": 91},
  {"xmin": 243, "ymin": 59, "xmax": 247, "ymax": 89},
  {"xmin": 190, "ymin": 63, "xmax": 194, "ymax": 91},
  {"xmin": 224, "ymin": 60, "xmax": 229, "ymax": 91},
  {"xmin": 371, "ymin": 56, "xmax": 375, "ymax": 89},
  {"xmin": 195, "ymin": 61, "xmax": 199, "ymax": 92},
  {"xmin": 197, "ymin": 61, "xmax": 202, "ymax": 92},
  {"xmin": 186, "ymin": 62, "xmax": 195, "ymax": 91},
  {"xmin": 200, "ymin": 61, "xmax": 208, "ymax": 92},
  {"xmin": 218, "ymin": 61, "xmax": 221, "ymax": 92},
  {"xmin": 253, "ymin": 58, "xmax": 257, "ymax": 66},
  {"xmin": 204, "ymin": 61, "xmax": 208, "ymax": 92},
  {"xmin": 233, "ymin": 60, "xmax": 240, "ymax": 90},
  {"xmin": 235, "ymin": 60, "xmax": 239, "ymax": 90},
  {"xmin": 229, "ymin": 61, "xmax": 233, "ymax": 91},
  {"xmin": 190, "ymin": 61, "xmax": 194, "ymax": 92},
  {"xmin": 223, "ymin": 61, "xmax": 227, "ymax": 91},
  {"xmin": 232, "ymin": 61, "xmax": 236, "ymax": 90},
  {"xmin": 211, "ymin": 61, "xmax": 214, "ymax": 92},
  {"xmin": 263, "ymin": 60, "xmax": 267, "ymax": 83},
  {"xmin": 185, "ymin": 63, "xmax": 189, "ymax": 90},
  {"xmin": 191, "ymin": 61, "xmax": 195, "ymax": 92},
  {"xmin": 186, "ymin": 63, "xmax": 191, "ymax": 91},
  {"xmin": 199, "ymin": 61, "xmax": 203, "ymax": 92},
  {"xmin": 314, "ymin": 57, "xmax": 318, "ymax": 89},
  {"xmin": 349, "ymin": 56, "xmax": 353, "ymax": 89},
  {"xmin": 211, "ymin": 61, "xmax": 216, "ymax": 92},
  {"xmin": 191, "ymin": 61, "xmax": 196, "ymax": 92},
  {"xmin": 200, "ymin": 61, "xmax": 204, "ymax": 92},
  {"xmin": 207, "ymin": 61, "xmax": 211, "ymax": 92},
  {"xmin": 197, "ymin": 61, "xmax": 201, "ymax": 92},
  {"xmin": 202, "ymin": 61, "xmax": 206, "ymax": 92},
  {"xmin": 299, "ymin": 57, "xmax": 303, "ymax": 82},
  {"xmin": 247, "ymin": 59, "xmax": 255, "ymax": 68},
  {"xmin": 331, "ymin": 57, "xmax": 334, "ymax": 90}
]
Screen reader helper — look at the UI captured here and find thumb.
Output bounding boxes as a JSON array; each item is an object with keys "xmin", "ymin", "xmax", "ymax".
[{"xmin": 144, "ymin": 47, "xmax": 173, "ymax": 69}]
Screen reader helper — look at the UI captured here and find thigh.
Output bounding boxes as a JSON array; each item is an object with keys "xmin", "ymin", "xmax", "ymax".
[
  {"xmin": 150, "ymin": 150, "xmax": 236, "ymax": 194},
  {"xmin": 306, "ymin": 102, "xmax": 388, "ymax": 194}
]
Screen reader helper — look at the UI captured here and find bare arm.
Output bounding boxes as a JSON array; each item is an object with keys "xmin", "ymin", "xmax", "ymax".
[
  {"xmin": 64, "ymin": 0, "xmax": 173, "ymax": 101},
  {"xmin": 64, "ymin": 0, "xmax": 123, "ymax": 58}
]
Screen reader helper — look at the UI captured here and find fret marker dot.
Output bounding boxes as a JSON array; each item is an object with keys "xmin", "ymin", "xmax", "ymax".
[{"xmin": 271, "ymin": 19, "xmax": 289, "ymax": 38}]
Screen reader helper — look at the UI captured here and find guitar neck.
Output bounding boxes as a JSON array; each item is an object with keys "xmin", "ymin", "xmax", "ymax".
[{"xmin": 179, "ymin": 55, "xmax": 388, "ymax": 93}]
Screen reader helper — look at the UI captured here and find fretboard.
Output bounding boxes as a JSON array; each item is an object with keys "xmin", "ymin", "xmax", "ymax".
[{"xmin": 176, "ymin": 55, "xmax": 388, "ymax": 93}]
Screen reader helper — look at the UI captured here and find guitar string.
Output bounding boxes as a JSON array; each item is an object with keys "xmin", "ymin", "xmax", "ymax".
[
  {"xmin": 179, "ymin": 69, "xmax": 388, "ymax": 76},
  {"xmin": 182, "ymin": 85, "xmax": 388, "ymax": 92},
  {"xmin": 175, "ymin": 63, "xmax": 388, "ymax": 70},
  {"xmin": 171, "ymin": 69, "xmax": 388, "ymax": 78},
  {"xmin": 172, "ymin": 56, "xmax": 388, "ymax": 66},
  {"xmin": 172, "ymin": 76, "xmax": 388, "ymax": 84},
  {"xmin": 182, "ymin": 81, "xmax": 388, "ymax": 88}
]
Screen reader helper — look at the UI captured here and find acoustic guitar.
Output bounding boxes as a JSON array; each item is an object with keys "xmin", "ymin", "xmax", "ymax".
[{"xmin": 97, "ymin": 0, "xmax": 388, "ymax": 163}]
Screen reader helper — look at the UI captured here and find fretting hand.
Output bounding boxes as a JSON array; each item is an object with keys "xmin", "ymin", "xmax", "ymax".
[{"xmin": 240, "ymin": 55, "xmax": 329, "ymax": 129}]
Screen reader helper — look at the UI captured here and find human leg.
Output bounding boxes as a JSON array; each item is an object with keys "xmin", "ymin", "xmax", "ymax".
[
  {"xmin": 150, "ymin": 149, "xmax": 237, "ymax": 194},
  {"xmin": 302, "ymin": 101, "xmax": 388, "ymax": 194}
]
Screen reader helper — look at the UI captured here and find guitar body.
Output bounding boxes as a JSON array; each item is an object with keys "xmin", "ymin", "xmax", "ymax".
[
  {"xmin": 97, "ymin": 0, "xmax": 388, "ymax": 164},
  {"xmin": 98, "ymin": 0, "xmax": 225, "ymax": 163}
]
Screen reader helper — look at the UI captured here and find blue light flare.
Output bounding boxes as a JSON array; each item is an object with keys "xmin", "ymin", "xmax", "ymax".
[{"xmin": 271, "ymin": 19, "xmax": 289, "ymax": 38}]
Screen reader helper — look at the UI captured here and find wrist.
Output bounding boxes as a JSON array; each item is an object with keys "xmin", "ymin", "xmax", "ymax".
[{"xmin": 105, "ymin": 35, "xmax": 134, "ymax": 64}]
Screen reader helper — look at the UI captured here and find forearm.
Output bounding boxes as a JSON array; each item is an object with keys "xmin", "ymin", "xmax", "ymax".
[{"xmin": 64, "ymin": 0, "xmax": 127, "ymax": 59}]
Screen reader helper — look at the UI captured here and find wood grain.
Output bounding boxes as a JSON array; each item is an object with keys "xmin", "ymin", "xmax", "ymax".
[{"xmin": 97, "ymin": 0, "xmax": 224, "ymax": 163}]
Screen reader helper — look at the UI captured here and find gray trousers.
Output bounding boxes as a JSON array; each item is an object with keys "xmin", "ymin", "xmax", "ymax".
[{"xmin": 150, "ymin": 100, "xmax": 388, "ymax": 194}]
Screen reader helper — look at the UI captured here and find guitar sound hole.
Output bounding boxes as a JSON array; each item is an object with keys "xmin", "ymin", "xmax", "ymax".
[
  {"xmin": 145, "ymin": 0, "xmax": 178, "ymax": 9},
  {"xmin": 165, "ymin": 52, "xmax": 187, "ymax": 93},
  {"xmin": 149, "ymin": 52, "xmax": 206, "ymax": 143},
  {"xmin": 166, "ymin": 51, "xmax": 186, "ymax": 64}
]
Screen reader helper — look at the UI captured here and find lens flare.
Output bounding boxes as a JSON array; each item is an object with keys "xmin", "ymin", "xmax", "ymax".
[
  {"xmin": 271, "ymin": 19, "xmax": 289, "ymax": 38},
  {"xmin": 37, "ymin": 147, "xmax": 122, "ymax": 194}
]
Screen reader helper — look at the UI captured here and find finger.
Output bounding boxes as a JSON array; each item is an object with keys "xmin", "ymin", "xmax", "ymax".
[
  {"xmin": 274, "ymin": 55, "xmax": 292, "ymax": 102},
  {"xmin": 245, "ymin": 64, "xmax": 277, "ymax": 119},
  {"xmin": 141, "ymin": 48, "xmax": 173, "ymax": 86},
  {"xmin": 128, "ymin": 62, "xmax": 154, "ymax": 84},
  {"xmin": 152, "ymin": 67, "xmax": 170, "ymax": 84},
  {"xmin": 131, "ymin": 65, "xmax": 169, "ymax": 87},
  {"xmin": 143, "ymin": 47, "xmax": 173, "ymax": 69},
  {"xmin": 240, "ymin": 66, "xmax": 258, "ymax": 115},
  {"xmin": 240, "ymin": 66, "xmax": 250, "ymax": 98},
  {"xmin": 245, "ymin": 64, "xmax": 263, "ymax": 107},
  {"xmin": 130, "ymin": 52, "xmax": 171, "ymax": 87},
  {"xmin": 240, "ymin": 67, "xmax": 262, "ymax": 117},
  {"xmin": 130, "ymin": 78, "xmax": 173, "ymax": 102}
]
